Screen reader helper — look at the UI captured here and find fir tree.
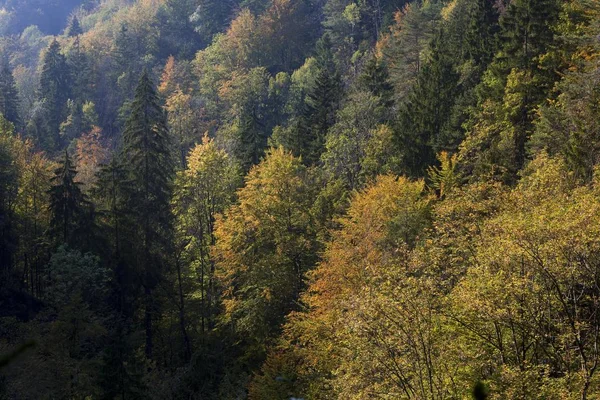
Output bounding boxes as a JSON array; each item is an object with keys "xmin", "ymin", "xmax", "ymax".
[
  {"xmin": 40, "ymin": 39, "xmax": 71, "ymax": 150},
  {"xmin": 499, "ymin": 0, "xmax": 560, "ymax": 71},
  {"xmin": 396, "ymin": 29, "xmax": 459, "ymax": 177},
  {"xmin": 298, "ymin": 34, "xmax": 342, "ymax": 165},
  {"xmin": 465, "ymin": 0, "xmax": 500, "ymax": 66},
  {"xmin": 120, "ymin": 71, "xmax": 174, "ymax": 359},
  {"xmin": 48, "ymin": 150, "xmax": 88, "ymax": 248},
  {"xmin": 68, "ymin": 36, "xmax": 93, "ymax": 104},
  {"xmin": 358, "ymin": 54, "xmax": 395, "ymax": 118},
  {"xmin": 66, "ymin": 15, "xmax": 83, "ymax": 37},
  {"xmin": 0, "ymin": 57, "xmax": 20, "ymax": 128}
]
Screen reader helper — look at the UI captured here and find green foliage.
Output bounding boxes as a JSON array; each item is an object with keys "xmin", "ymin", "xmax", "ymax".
[
  {"xmin": 3, "ymin": 0, "xmax": 600, "ymax": 398},
  {"xmin": 47, "ymin": 150, "xmax": 90, "ymax": 249},
  {"xmin": 396, "ymin": 29, "xmax": 460, "ymax": 177},
  {"xmin": 39, "ymin": 39, "xmax": 71, "ymax": 150},
  {"xmin": 172, "ymin": 134, "xmax": 241, "ymax": 340},
  {"xmin": 0, "ymin": 57, "xmax": 20, "ymax": 127},
  {"xmin": 213, "ymin": 147, "xmax": 319, "ymax": 347},
  {"xmin": 66, "ymin": 15, "xmax": 83, "ymax": 37},
  {"xmin": 120, "ymin": 70, "xmax": 174, "ymax": 358}
]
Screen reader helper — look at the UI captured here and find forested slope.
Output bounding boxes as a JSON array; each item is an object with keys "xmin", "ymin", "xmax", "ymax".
[{"xmin": 1, "ymin": 0, "xmax": 600, "ymax": 398}]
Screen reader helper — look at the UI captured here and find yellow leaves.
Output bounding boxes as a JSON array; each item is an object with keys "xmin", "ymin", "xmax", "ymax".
[
  {"xmin": 212, "ymin": 147, "xmax": 316, "ymax": 341},
  {"xmin": 74, "ymin": 126, "xmax": 109, "ymax": 192},
  {"xmin": 427, "ymin": 151, "xmax": 458, "ymax": 198},
  {"xmin": 158, "ymin": 55, "xmax": 175, "ymax": 96}
]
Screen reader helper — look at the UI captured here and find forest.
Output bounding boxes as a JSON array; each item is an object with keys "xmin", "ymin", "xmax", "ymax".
[{"xmin": 1, "ymin": 0, "xmax": 600, "ymax": 398}]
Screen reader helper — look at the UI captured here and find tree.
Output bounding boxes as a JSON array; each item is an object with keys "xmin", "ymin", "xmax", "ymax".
[
  {"xmin": 449, "ymin": 155, "xmax": 600, "ymax": 398},
  {"xmin": 120, "ymin": 70, "xmax": 174, "ymax": 358},
  {"xmin": 67, "ymin": 36, "xmax": 93, "ymax": 105},
  {"xmin": 47, "ymin": 150, "xmax": 89, "ymax": 248},
  {"xmin": 219, "ymin": 67, "xmax": 274, "ymax": 169},
  {"xmin": 39, "ymin": 39, "xmax": 71, "ymax": 150},
  {"xmin": 322, "ymin": 90, "xmax": 396, "ymax": 190},
  {"xmin": 357, "ymin": 54, "xmax": 394, "ymax": 114},
  {"xmin": 172, "ymin": 134, "xmax": 240, "ymax": 357},
  {"xmin": 66, "ymin": 15, "xmax": 83, "ymax": 37},
  {"xmin": 0, "ymin": 116, "xmax": 17, "ymax": 282},
  {"xmin": 0, "ymin": 57, "xmax": 20, "ymax": 127},
  {"xmin": 75, "ymin": 126, "xmax": 109, "ymax": 192},
  {"xmin": 395, "ymin": 29, "xmax": 460, "ymax": 177},
  {"xmin": 213, "ymin": 147, "xmax": 319, "ymax": 348},
  {"xmin": 291, "ymin": 34, "xmax": 343, "ymax": 165},
  {"xmin": 190, "ymin": 0, "xmax": 239, "ymax": 46},
  {"xmin": 251, "ymin": 175, "xmax": 433, "ymax": 399},
  {"xmin": 379, "ymin": 1, "xmax": 443, "ymax": 102},
  {"xmin": 164, "ymin": 88, "xmax": 201, "ymax": 168},
  {"xmin": 459, "ymin": 0, "xmax": 562, "ymax": 180}
]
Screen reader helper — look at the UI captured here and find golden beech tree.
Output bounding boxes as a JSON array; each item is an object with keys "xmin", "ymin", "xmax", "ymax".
[
  {"xmin": 74, "ymin": 126, "xmax": 109, "ymax": 193},
  {"xmin": 250, "ymin": 175, "xmax": 437, "ymax": 399},
  {"xmin": 449, "ymin": 155, "xmax": 600, "ymax": 398},
  {"xmin": 172, "ymin": 134, "xmax": 241, "ymax": 338},
  {"xmin": 212, "ymin": 147, "xmax": 319, "ymax": 347}
]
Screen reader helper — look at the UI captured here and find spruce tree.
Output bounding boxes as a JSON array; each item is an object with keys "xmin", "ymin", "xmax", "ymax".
[
  {"xmin": 66, "ymin": 15, "xmax": 83, "ymax": 37},
  {"xmin": 357, "ymin": 54, "xmax": 394, "ymax": 118},
  {"xmin": 465, "ymin": 0, "xmax": 500, "ymax": 66},
  {"xmin": 120, "ymin": 71, "xmax": 174, "ymax": 359},
  {"xmin": 500, "ymin": 0, "xmax": 560, "ymax": 71},
  {"xmin": 0, "ymin": 57, "xmax": 20, "ymax": 128},
  {"xmin": 40, "ymin": 39, "xmax": 71, "ymax": 150},
  {"xmin": 68, "ymin": 36, "xmax": 93, "ymax": 104},
  {"xmin": 498, "ymin": 0, "xmax": 560, "ymax": 171},
  {"xmin": 48, "ymin": 150, "xmax": 88, "ymax": 248},
  {"xmin": 297, "ymin": 34, "xmax": 342, "ymax": 165},
  {"xmin": 396, "ymin": 30, "xmax": 459, "ymax": 177}
]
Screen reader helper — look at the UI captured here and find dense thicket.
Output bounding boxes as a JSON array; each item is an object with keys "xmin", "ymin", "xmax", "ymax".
[{"xmin": 1, "ymin": 0, "xmax": 600, "ymax": 398}]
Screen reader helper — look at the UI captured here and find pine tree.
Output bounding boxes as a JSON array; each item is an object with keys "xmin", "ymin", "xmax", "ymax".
[
  {"xmin": 120, "ymin": 71, "xmax": 174, "ymax": 359},
  {"xmin": 48, "ymin": 150, "xmax": 88, "ymax": 248},
  {"xmin": 40, "ymin": 39, "xmax": 71, "ymax": 150},
  {"xmin": 0, "ymin": 56, "xmax": 20, "ymax": 128}
]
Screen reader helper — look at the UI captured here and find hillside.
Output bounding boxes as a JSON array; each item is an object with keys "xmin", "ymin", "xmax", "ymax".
[{"xmin": 1, "ymin": 0, "xmax": 600, "ymax": 398}]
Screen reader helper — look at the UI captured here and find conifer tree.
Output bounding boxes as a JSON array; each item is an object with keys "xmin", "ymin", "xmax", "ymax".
[
  {"xmin": 68, "ymin": 36, "xmax": 93, "ymax": 105},
  {"xmin": 66, "ymin": 15, "xmax": 83, "ymax": 37},
  {"xmin": 0, "ymin": 116, "xmax": 17, "ymax": 281},
  {"xmin": 465, "ymin": 0, "xmax": 500, "ymax": 66},
  {"xmin": 499, "ymin": 0, "xmax": 560, "ymax": 71},
  {"xmin": 297, "ymin": 34, "xmax": 342, "ymax": 165},
  {"xmin": 48, "ymin": 150, "xmax": 88, "ymax": 248},
  {"xmin": 190, "ymin": 0, "xmax": 237, "ymax": 45},
  {"xmin": 0, "ymin": 57, "xmax": 20, "ymax": 128},
  {"xmin": 40, "ymin": 39, "xmax": 71, "ymax": 150},
  {"xmin": 358, "ymin": 54, "xmax": 394, "ymax": 117},
  {"xmin": 497, "ymin": 0, "xmax": 560, "ymax": 170},
  {"xmin": 396, "ymin": 30, "xmax": 459, "ymax": 177},
  {"xmin": 120, "ymin": 71, "xmax": 174, "ymax": 359}
]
